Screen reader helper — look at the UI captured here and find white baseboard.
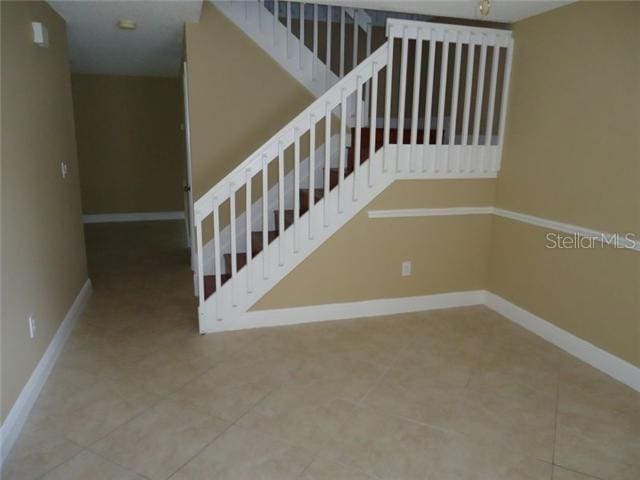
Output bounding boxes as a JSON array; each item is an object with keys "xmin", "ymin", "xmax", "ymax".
[
  {"xmin": 484, "ymin": 292, "xmax": 640, "ymax": 392},
  {"xmin": 81, "ymin": 211, "xmax": 184, "ymax": 224},
  {"xmin": 0, "ymin": 279, "xmax": 92, "ymax": 465},
  {"xmin": 239, "ymin": 290, "xmax": 486, "ymax": 330}
]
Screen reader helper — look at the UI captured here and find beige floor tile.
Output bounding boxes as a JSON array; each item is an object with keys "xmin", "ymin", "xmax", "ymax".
[
  {"xmin": 91, "ymin": 399, "xmax": 229, "ymax": 480},
  {"xmin": 298, "ymin": 458, "xmax": 374, "ymax": 479},
  {"xmin": 31, "ymin": 374, "xmax": 162, "ymax": 447},
  {"xmin": 320, "ymin": 405, "xmax": 445, "ymax": 480},
  {"xmin": 427, "ymin": 430, "xmax": 552, "ymax": 479},
  {"xmin": 1, "ymin": 421, "xmax": 81, "ymax": 480},
  {"xmin": 41, "ymin": 450, "xmax": 144, "ymax": 480},
  {"xmin": 237, "ymin": 385, "xmax": 357, "ymax": 452},
  {"xmin": 170, "ymin": 425, "xmax": 314, "ymax": 480},
  {"xmin": 554, "ymin": 382, "xmax": 640, "ymax": 480},
  {"xmin": 551, "ymin": 466, "xmax": 600, "ymax": 479},
  {"xmin": 449, "ymin": 380, "xmax": 557, "ymax": 462}
]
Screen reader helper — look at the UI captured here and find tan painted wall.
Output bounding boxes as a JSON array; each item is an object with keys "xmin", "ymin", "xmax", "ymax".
[
  {"xmin": 256, "ymin": 179, "xmax": 495, "ymax": 309},
  {"xmin": 1, "ymin": 1, "xmax": 88, "ymax": 421},
  {"xmin": 71, "ymin": 74, "xmax": 184, "ymax": 214},
  {"xmin": 185, "ymin": 2, "xmax": 315, "ymax": 201},
  {"xmin": 489, "ymin": 1, "xmax": 640, "ymax": 366}
]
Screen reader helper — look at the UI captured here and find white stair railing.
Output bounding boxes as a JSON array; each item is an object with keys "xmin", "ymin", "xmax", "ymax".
[{"xmin": 193, "ymin": 17, "xmax": 513, "ymax": 332}]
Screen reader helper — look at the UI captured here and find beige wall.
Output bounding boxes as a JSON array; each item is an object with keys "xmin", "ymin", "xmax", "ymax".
[
  {"xmin": 489, "ymin": 1, "xmax": 640, "ymax": 366},
  {"xmin": 185, "ymin": 2, "xmax": 315, "ymax": 201},
  {"xmin": 256, "ymin": 179, "xmax": 495, "ymax": 309},
  {"xmin": 71, "ymin": 74, "xmax": 184, "ymax": 214},
  {"xmin": 1, "ymin": 1, "xmax": 88, "ymax": 421}
]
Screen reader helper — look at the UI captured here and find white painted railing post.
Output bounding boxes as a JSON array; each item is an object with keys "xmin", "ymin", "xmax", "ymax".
[
  {"xmin": 293, "ymin": 127, "xmax": 300, "ymax": 252},
  {"xmin": 354, "ymin": 75, "xmax": 363, "ymax": 201},
  {"xmin": 229, "ymin": 183, "xmax": 237, "ymax": 306},
  {"xmin": 273, "ymin": 0, "xmax": 278, "ymax": 46},
  {"xmin": 339, "ymin": 88, "xmax": 347, "ymax": 213},
  {"xmin": 383, "ymin": 39, "xmax": 394, "ymax": 172},
  {"xmin": 410, "ymin": 29, "xmax": 423, "ymax": 172},
  {"xmin": 396, "ymin": 27, "xmax": 409, "ymax": 173},
  {"xmin": 312, "ymin": 4, "xmax": 318, "ymax": 80},
  {"xmin": 277, "ymin": 141, "xmax": 285, "ymax": 265},
  {"xmin": 309, "ymin": 114, "xmax": 316, "ymax": 239},
  {"xmin": 368, "ymin": 60, "xmax": 378, "ymax": 187},
  {"xmin": 245, "ymin": 169, "xmax": 252, "ymax": 293},
  {"xmin": 261, "ymin": 154, "xmax": 269, "ymax": 279},
  {"xmin": 299, "ymin": 2, "xmax": 305, "ymax": 69},
  {"xmin": 496, "ymin": 37, "xmax": 514, "ymax": 171},
  {"xmin": 323, "ymin": 102, "xmax": 331, "ymax": 227},
  {"xmin": 339, "ymin": 8, "xmax": 345, "ymax": 77},
  {"xmin": 461, "ymin": 34, "xmax": 476, "ymax": 173},
  {"xmin": 448, "ymin": 33, "xmax": 463, "ymax": 172},
  {"xmin": 326, "ymin": 5, "xmax": 332, "ymax": 86},
  {"xmin": 212, "ymin": 196, "xmax": 222, "ymax": 319},
  {"xmin": 436, "ymin": 32, "xmax": 449, "ymax": 173},
  {"xmin": 472, "ymin": 36, "xmax": 488, "ymax": 173},
  {"xmin": 422, "ymin": 28, "xmax": 436, "ymax": 172}
]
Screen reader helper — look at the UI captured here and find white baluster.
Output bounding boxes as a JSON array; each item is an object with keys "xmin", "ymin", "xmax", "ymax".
[
  {"xmin": 229, "ymin": 183, "xmax": 237, "ymax": 307},
  {"xmin": 448, "ymin": 33, "xmax": 463, "ymax": 172},
  {"xmin": 436, "ymin": 32, "xmax": 450, "ymax": 173},
  {"xmin": 352, "ymin": 12, "xmax": 359, "ymax": 71},
  {"xmin": 422, "ymin": 28, "xmax": 436, "ymax": 172},
  {"xmin": 261, "ymin": 154, "xmax": 269, "ymax": 279},
  {"xmin": 273, "ymin": 0, "xmax": 278, "ymax": 46},
  {"xmin": 339, "ymin": 89, "xmax": 347, "ymax": 213},
  {"xmin": 258, "ymin": 0, "xmax": 263, "ymax": 31},
  {"xmin": 496, "ymin": 38, "xmax": 514, "ymax": 171},
  {"xmin": 364, "ymin": 23, "xmax": 372, "ymax": 126},
  {"xmin": 212, "ymin": 196, "xmax": 222, "ymax": 317},
  {"xmin": 196, "ymin": 219, "xmax": 204, "ymax": 305},
  {"xmin": 312, "ymin": 4, "xmax": 318, "ymax": 81},
  {"xmin": 383, "ymin": 39, "xmax": 394, "ymax": 172},
  {"xmin": 484, "ymin": 35, "xmax": 501, "ymax": 172},
  {"xmin": 293, "ymin": 128, "xmax": 300, "ymax": 252},
  {"xmin": 396, "ymin": 27, "xmax": 409, "ymax": 173},
  {"xmin": 286, "ymin": 1, "xmax": 292, "ymax": 58},
  {"xmin": 354, "ymin": 75, "xmax": 362, "ymax": 201},
  {"xmin": 323, "ymin": 102, "xmax": 331, "ymax": 227},
  {"xmin": 326, "ymin": 5, "xmax": 332, "ymax": 86},
  {"xmin": 299, "ymin": 2, "xmax": 304, "ymax": 69},
  {"xmin": 277, "ymin": 141, "xmax": 285, "ymax": 265},
  {"xmin": 245, "ymin": 169, "xmax": 252, "ymax": 293},
  {"xmin": 309, "ymin": 114, "xmax": 315, "ymax": 239},
  {"xmin": 339, "ymin": 8, "xmax": 345, "ymax": 77},
  {"xmin": 461, "ymin": 34, "xmax": 476, "ymax": 173},
  {"xmin": 368, "ymin": 61, "xmax": 378, "ymax": 187},
  {"xmin": 410, "ymin": 29, "xmax": 423, "ymax": 172},
  {"xmin": 472, "ymin": 36, "xmax": 487, "ymax": 173}
]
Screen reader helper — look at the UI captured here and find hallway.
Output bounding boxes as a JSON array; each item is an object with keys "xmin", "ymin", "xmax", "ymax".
[{"xmin": 2, "ymin": 221, "xmax": 638, "ymax": 480}]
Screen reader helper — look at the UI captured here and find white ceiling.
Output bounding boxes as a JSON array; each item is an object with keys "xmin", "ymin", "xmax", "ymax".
[
  {"xmin": 49, "ymin": 1, "xmax": 573, "ymax": 78},
  {"xmin": 49, "ymin": 0, "xmax": 203, "ymax": 77},
  {"xmin": 324, "ymin": 0, "xmax": 574, "ymax": 23}
]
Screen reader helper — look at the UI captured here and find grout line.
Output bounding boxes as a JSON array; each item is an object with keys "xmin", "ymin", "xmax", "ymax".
[{"xmin": 551, "ymin": 379, "xmax": 560, "ymax": 467}]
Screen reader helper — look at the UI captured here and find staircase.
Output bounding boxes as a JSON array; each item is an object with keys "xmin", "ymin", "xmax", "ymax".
[{"xmin": 193, "ymin": 2, "xmax": 514, "ymax": 333}]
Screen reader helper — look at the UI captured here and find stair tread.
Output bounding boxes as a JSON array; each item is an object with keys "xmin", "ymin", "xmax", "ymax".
[{"xmin": 204, "ymin": 273, "xmax": 231, "ymax": 299}]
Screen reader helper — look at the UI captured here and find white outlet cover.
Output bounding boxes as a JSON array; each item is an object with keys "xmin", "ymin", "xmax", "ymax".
[
  {"xmin": 401, "ymin": 261, "xmax": 411, "ymax": 276},
  {"xmin": 28, "ymin": 315, "xmax": 37, "ymax": 338}
]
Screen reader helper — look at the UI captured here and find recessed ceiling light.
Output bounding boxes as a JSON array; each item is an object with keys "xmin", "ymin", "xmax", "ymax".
[{"xmin": 117, "ymin": 19, "xmax": 137, "ymax": 30}]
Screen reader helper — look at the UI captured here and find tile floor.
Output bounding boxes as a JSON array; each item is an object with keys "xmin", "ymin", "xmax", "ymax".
[{"xmin": 2, "ymin": 221, "xmax": 639, "ymax": 480}]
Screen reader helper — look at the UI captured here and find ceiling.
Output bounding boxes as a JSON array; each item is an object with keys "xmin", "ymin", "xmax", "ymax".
[
  {"xmin": 49, "ymin": 0, "xmax": 203, "ymax": 77},
  {"xmin": 324, "ymin": 0, "xmax": 574, "ymax": 23},
  {"xmin": 50, "ymin": 0, "xmax": 573, "ymax": 78}
]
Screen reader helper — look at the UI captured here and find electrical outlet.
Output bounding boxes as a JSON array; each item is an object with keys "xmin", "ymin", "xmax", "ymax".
[
  {"xmin": 401, "ymin": 261, "xmax": 412, "ymax": 277},
  {"xmin": 28, "ymin": 315, "xmax": 37, "ymax": 339},
  {"xmin": 60, "ymin": 162, "xmax": 68, "ymax": 179}
]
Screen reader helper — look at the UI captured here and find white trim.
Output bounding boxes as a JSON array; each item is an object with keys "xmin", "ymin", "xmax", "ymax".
[
  {"xmin": 81, "ymin": 211, "xmax": 184, "ymax": 224},
  {"xmin": 368, "ymin": 206, "xmax": 493, "ymax": 219},
  {"xmin": 493, "ymin": 208, "xmax": 639, "ymax": 252},
  {"xmin": 0, "ymin": 279, "xmax": 92, "ymax": 465},
  {"xmin": 367, "ymin": 206, "xmax": 639, "ymax": 252},
  {"xmin": 485, "ymin": 292, "xmax": 640, "ymax": 392},
  {"xmin": 240, "ymin": 290, "xmax": 486, "ymax": 330}
]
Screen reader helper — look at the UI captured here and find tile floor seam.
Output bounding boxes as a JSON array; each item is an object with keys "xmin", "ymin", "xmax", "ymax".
[
  {"xmin": 163, "ymin": 420, "xmax": 235, "ymax": 480},
  {"xmin": 551, "ymin": 379, "xmax": 561, "ymax": 467},
  {"xmin": 31, "ymin": 445, "xmax": 86, "ymax": 480},
  {"xmin": 551, "ymin": 463, "xmax": 606, "ymax": 480}
]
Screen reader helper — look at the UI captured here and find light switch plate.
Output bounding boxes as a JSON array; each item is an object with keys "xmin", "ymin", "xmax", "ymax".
[{"xmin": 401, "ymin": 261, "xmax": 412, "ymax": 276}]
